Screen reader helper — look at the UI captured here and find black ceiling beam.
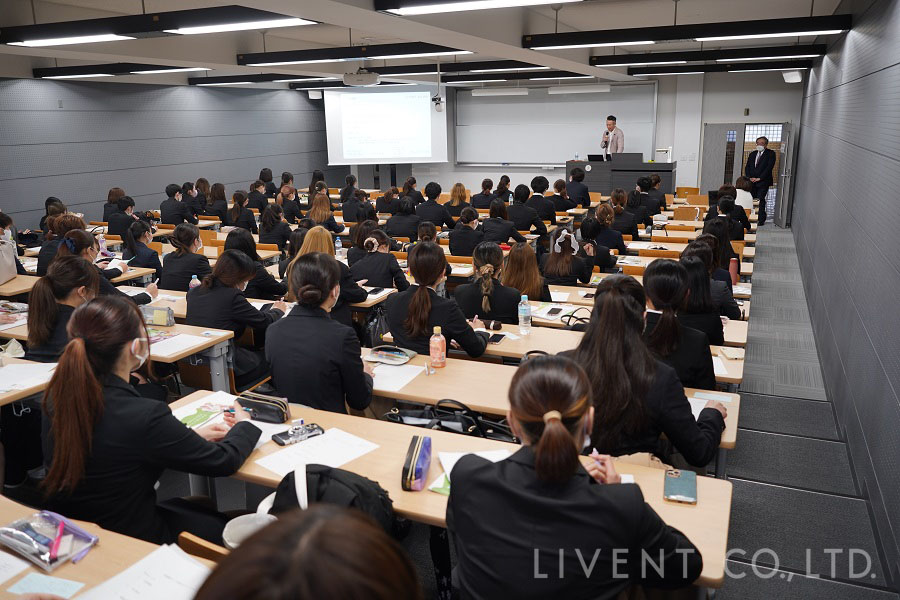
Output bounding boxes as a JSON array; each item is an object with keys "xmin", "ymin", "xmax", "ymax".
[
  {"xmin": 627, "ymin": 59, "xmax": 814, "ymax": 76},
  {"xmin": 590, "ymin": 44, "xmax": 827, "ymax": 66},
  {"xmin": 443, "ymin": 70, "xmax": 588, "ymax": 82},
  {"xmin": 369, "ymin": 60, "xmax": 548, "ymax": 75},
  {"xmin": 238, "ymin": 42, "xmax": 469, "ymax": 66}
]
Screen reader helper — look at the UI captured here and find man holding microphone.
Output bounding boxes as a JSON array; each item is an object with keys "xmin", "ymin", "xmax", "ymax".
[{"xmin": 601, "ymin": 115, "xmax": 624, "ymax": 158}]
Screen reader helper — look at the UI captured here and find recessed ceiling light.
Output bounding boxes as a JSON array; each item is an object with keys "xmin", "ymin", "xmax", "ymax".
[
  {"xmin": 164, "ymin": 17, "xmax": 315, "ymax": 35},
  {"xmin": 446, "ymin": 79, "xmax": 507, "ymax": 84},
  {"xmin": 716, "ymin": 54, "xmax": 821, "ymax": 62},
  {"xmin": 471, "ymin": 88, "xmax": 529, "ymax": 96},
  {"xmin": 598, "ymin": 60, "xmax": 687, "ymax": 67},
  {"xmin": 195, "ymin": 81, "xmax": 254, "ymax": 86},
  {"xmin": 42, "ymin": 73, "xmax": 114, "ymax": 79},
  {"xmin": 548, "ymin": 84, "xmax": 611, "ymax": 94},
  {"xmin": 529, "ymin": 75, "xmax": 594, "ymax": 80},
  {"xmin": 365, "ymin": 50, "xmax": 472, "ymax": 60},
  {"xmin": 272, "ymin": 77, "xmax": 340, "ymax": 83},
  {"xmin": 728, "ymin": 66, "xmax": 811, "ymax": 73},
  {"xmin": 384, "ymin": 0, "xmax": 582, "ymax": 16},
  {"xmin": 248, "ymin": 58, "xmax": 354, "ymax": 66},
  {"xmin": 633, "ymin": 71, "xmax": 704, "ymax": 76},
  {"xmin": 9, "ymin": 33, "xmax": 134, "ymax": 47},
  {"xmin": 469, "ymin": 66, "xmax": 550, "ymax": 73},
  {"xmin": 696, "ymin": 30, "xmax": 843, "ymax": 41},
  {"xmin": 130, "ymin": 67, "xmax": 210, "ymax": 74},
  {"xmin": 531, "ymin": 41, "xmax": 654, "ymax": 50}
]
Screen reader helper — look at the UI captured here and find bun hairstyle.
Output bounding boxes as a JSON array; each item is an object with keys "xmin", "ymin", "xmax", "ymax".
[
  {"xmin": 171, "ymin": 223, "xmax": 200, "ymax": 255},
  {"xmin": 643, "ymin": 259, "xmax": 688, "ymax": 357},
  {"xmin": 405, "ymin": 242, "xmax": 447, "ymax": 337},
  {"xmin": 289, "ymin": 252, "xmax": 341, "ymax": 307},
  {"xmin": 363, "ymin": 229, "xmax": 390, "ymax": 253},
  {"xmin": 610, "ymin": 188, "xmax": 627, "ymax": 215},
  {"xmin": 27, "ymin": 256, "xmax": 99, "ymax": 349},
  {"xmin": 596, "ymin": 203, "xmax": 615, "ymax": 227},
  {"xmin": 459, "ymin": 207, "xmax": 478, "ymax": 226},
  {"xmin": 481, "ymin": 178, "xmax": 493, "ymax": 194},
  {"xmin": 55, "ymin": 229, "xmax": 95, "ymax": 261},
  {"xmin": 508, "ymin": 355, "xmax": 592, "ymax": 484},
  {"xmin": 473, "ymin": 242, "xmax": 503, "ymax": 313},
  {"xmin": 553, "ymin": 179, "xmax": 567, "ymax": 198},
  {"xmin": 416, "ymin": 221, "xmax": 437, "ymax": 242}
]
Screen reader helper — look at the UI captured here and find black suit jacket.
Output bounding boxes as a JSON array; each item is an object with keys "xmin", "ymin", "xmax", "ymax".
[
  {"xmin": 447, "ymin": 446, "xmax": 702, "ymax": 600},
  {"xmin": 247, "ymin": 190, "xmax": 269, "ymax": 212},
  {"xmin": 677, "ymin": 310, "xmax": 725, "ymax": 346},
  {"xmin": 376, "ymin": 195, "xmax": 401, "ymax": 214},
  {"xmin": 612, "ymin": 210, "xmax": 639, "ymax": 239},
  {"xmin": 565, "ymin": 180, "xmax": 591, "ymax": 208},
  {"xmin": 160, "ymin": 252, "xmax": 212, "ymax": 292},
  {"xmin": 447, "ymin": 202, "xmax": 470, "ymax": 219},
  {"xmin": 160, "ymin": 197, "xmax": 197, "ymax": 226},
  {"xmin": 539, "ymin": 253, "xmax": 592, "ymax": 287},
  {"xmin": 507, "ymin": 203, "xmax": 547, "ymax": 235},
  {"xmin": 470, "ymin": 193, "xmax": 492, "ymax": 209},
  {"xmin": 638, "ymin": 192, "xmax": 661, "ymax": 216},
  {"xmin": 42, "ymin": 375, "xmax": 259, "ymax": 544},
  {"xmin": 449, "ymin": 227, "xmax": 484, "ymax": 257},
  {"xmin": 416, "ymin": 200, "xmax": 455, "ymax": 230},
  {"xmin": 245, "ymin": 262, "xmax": 287, "ymax": 301},
  {"xmin": 266, "ymin": 306, "xmax": 373, "ymax": 413},
  {"xmin": 225, "ymin": 207, "xmax": 258, "ymax": 234},
  {"xmin": 259, "ymin": 221, "xmax": 292, "ymax": 250},
  {"xmin": 481, "ymin": 217, "xmax": 525, "ymax": 244},
  {"xmin": 340, "ymin": 198, "xmax": 365, "ymax": 224},
  {"xmin": 122, "ymin": 241, "xmax": 162, "ymax": 281},
  {"xmin": 334, "ymin": 262, "xmax": 367, "ymax": 327},
  {"xmin": 349, "ymin": 252, "xmax": 409, "ymax": 290},
  {"xmin": 709, "ymin": 279, "xmax": 741, "ymax": 320},
  {"xmin": 648, "ymin": 188, "xmax": 667, "ymax": 211},
  {"xmin": 107, "ymin": 210, "xmax": 135, "ymax": 238},
  {"xmin": 186, "ymin": 280, "xmax": 283, "ymax": 340},
  {"xmin": 745, "ymin": 148, "xmax": 776, "ymax": 185},
  {"xmin": 402, "ymin": 189, "xmax": 425, "ymax": 205},
  {"xmin": 183, "ymin": 194, "xmax": 203, "ymax": 217},
  {"xmin": 282, "ymin": 200, "xmax": 303, "ymax": 224},
  {"xmin": 453, "ymin": 279, "xmax": 520, "ymax": 324},
  {"xmin": 24, "ymin": 304, "xmax": 74, "ymax": 363},
  {"xmin": 102, "ymin": 203, "xmax": 119, "ymax": 222},
  {"xmin": 385, "ymin": 286, "xmax": 489, "ymax": 357},
  {"xmin": 550, "ymin": 194, "xmax": 577, "ymax": 212},
  {"xmin": 525, "ymin": 195, "xmax": 556, "ymax": 224},
  {"xmin": 36, "ymin": 239, "xmax": 60, "ymax": 277},
  {"xmin": 645, "ymin": 312, "xmax": 716, "ymax": 390},
  {"xmin": 385, "ymin": 214, "xmax": 421, "ymax": 241},
  {"xmin": 203, "ymin": 200, "xmax": 228, "ymax": 222},
  {"xmin": 594, "ymin": 226, "xmax": 627, "ymax": 255}
]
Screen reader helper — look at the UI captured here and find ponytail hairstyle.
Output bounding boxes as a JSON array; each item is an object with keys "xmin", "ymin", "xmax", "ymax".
[
  {"xmin": 230, "ymin": 190, "xmax": 248, "ymax": 222},
  {"xmin": 340, "ymin": 174, "xmax": 358, "ymax": 203},
  {"xmin": 404, "ymin": 242, "xmax": 447, "ymax": 337},
  {"xmin": 496, "ymin": 175, "xmax": 511, "ymax": 195},
  {"xmin": 509, "ymin": 355, "xmax": 592, "ymax": 484},
  {"xmin": 195, "ymin": 178, "xmax": 210, "ymax": 199},
  {"xmin": 202, "ymin": 249, "xmax": 256, "ymax": 290},
  {"xmin": 417, "ymin": 221, "xmax": 437, "ymax": 242},
  {"xmin": 501, "ymin": 242, "xmax": 544, "ymax": 301},
  {"xmin": 553, "ymin": 179, "xmax": 568, "ymax": 199},
  {"xmin": 281, "ymin": 171, "xmax": 294, "ymax": 186},
  {"xmin": 277, "ymin": 185, "xmax": 296, "ymax": 206},
  {"xmin": 680, "ymin": 254, "xmax": 715, "ymax": 314},
  {"xmin": 596, "ymin": 203, "xmax": 615, "ymax": 227},
  {"xmin": 512, "ymin": 184, "xmax": 530, "ymax": 205},
  {"xmin": 472, "ymin": 242, "xmax": 503, "ymax": 313},
  {"xmin": 47, "ymin": 214, "xmax": 86, "ymax": 241},
  {"xmin": 458, "ymin": 206, "xmax": 479, "ymax": 227},
  {"xmin": 208, "ymin": 182, "xmax": 226, "ymax": 207},
  {"xmin": 610, "ymin": 188, "xmax": 627, "ymax": 215},
  {"xmin": 308, "ymin": 170, "xmax": 326, "ymax": 195},
  {"xmin": 171, "ymin": 223, "xmax": 200, "ymax": 256},
  {"xmin": 543, "ymin": 228, "xmax": 577, "ymax": 278},
  {"xmin": 363, "ymin": 229, "xmax": 390, "ymax": 253},
  {"xmin": 480, "ymin": 178, "xmax": 493, "ymax": 195},
  {"xmin": 402, "ymin": 176, "xmax": 417, "ymax": 197},
  {"xmin": 43, "ymin": 296, "xmax": 147, "ymax": 494},
  {"xmin": 260, "ymin": 204, "xmax": 283, "ymax": 234},
  {"xmin": 643, "ymin": 259, "xmax": 688, "ymax": 357},
  {"xmin": 27, "ymin": 256, "xmax": 99, "ymax": 348},
  {"xmin": 290, "ymin": 252, "xmax": 341, "ymax": 307},
  {"xmin": 572, "ymin": 274, "xmax": 655, "ymax": 449},
  {"xmin": 55, "ymin": 229, "xmax": 96, "ymax": 262},
  {"xmin": 123, "ymin": 220, "xmax": 151, "ymax": 258}
]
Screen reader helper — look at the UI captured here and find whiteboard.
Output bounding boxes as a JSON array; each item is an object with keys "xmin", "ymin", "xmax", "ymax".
[{"xmin": 455, "ymin": 83, "xmax": 656, "ymax": 165}]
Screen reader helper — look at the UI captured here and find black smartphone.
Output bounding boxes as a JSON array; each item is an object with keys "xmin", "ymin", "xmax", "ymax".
[
  {"xmin": 583, "ymin": 293, "xmax": 595, "ymax": 299},
  {"xmin": 488, "ymin": 333, "xmax": 505, "ymax": 344},
  {"xmin": 367, "ymin": 287, "xmax": 385, "ymax": 295},
  {"xmin": 547, "ymin": 307, "xmax": 563, "ymax": 317}
]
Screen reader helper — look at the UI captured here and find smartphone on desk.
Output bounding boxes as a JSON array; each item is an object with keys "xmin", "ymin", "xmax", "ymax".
[
  {"xmin": 367, "ymin": 287, "xmax": 384, "ymax": 295},
  {"xmin": 488, "ymin": 333, "xmax": 505, "ymax": 344},
  {"xmin": 583, "ymin": 293, "xmax": 596, "ymax": 299},
  {"xmin": 663, "ymin": 469, "xmax": 697, "ymax": 505},
  {"xmin": 546, "ymin": 307, "xmax": 563, "ymax": 317}
]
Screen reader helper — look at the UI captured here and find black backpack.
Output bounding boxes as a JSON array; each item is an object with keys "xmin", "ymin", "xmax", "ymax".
[{"xmin": 269, "ymin": 464, "xmax": 396, "ymax": 535}]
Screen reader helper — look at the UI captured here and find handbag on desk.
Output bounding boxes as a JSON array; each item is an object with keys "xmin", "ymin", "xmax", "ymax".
[
  {"xmin": 237, "ymin": 390, "xmax": 289, "ymax": 423},
  {"xmin": 0, "ymin": 240, "xmax": 17, "ymax": 285},
  {"xmin": 384, "ymin": 399, "xmax": 517, "ymax": 443}
]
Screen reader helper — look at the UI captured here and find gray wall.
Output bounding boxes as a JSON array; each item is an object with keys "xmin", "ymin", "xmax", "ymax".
[
  {"xmin": 792, "ymin": 0, "xmax": 900, "ymax": 583},
  {"xmin": 0, "ymin": 79, "xmax": 348, "ymax": 229}
]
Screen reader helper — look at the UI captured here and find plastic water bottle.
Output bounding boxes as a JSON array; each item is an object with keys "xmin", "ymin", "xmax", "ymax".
[
  {"xmin": 575, "ymin": 152, "xmax": 580, "ymax": 161},
  {"xmin": 189, "ymin": 274, "xmax": 201, "ymax": 289},
  {"xmin": 518, "ymin": 295, "xmax": 532, "ymax": 335},
  {"xmin": 429, "ymin": 326, "xmax": 446, "ymax": 368},
  {"xmin": 98, "ymin": 233, "xmax": 107, "ymax": 254},
  {"xmin": 334, "ymin": 236, "xmax": 343, "ymax": 258}
]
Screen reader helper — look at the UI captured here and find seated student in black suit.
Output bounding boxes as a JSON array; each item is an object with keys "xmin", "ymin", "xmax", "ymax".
[
  {"xmin": 635, "ymin": 176, "xmax": 661, "ymax": 216},
  {"xmin": 449, "ymin": 207, "xmax": 483, "ymax": 257},
  {"xmin": 481, "ymin": 199, "xmax": 526, "ymax": 245},
  {"xmin": 160, "ymin": 223, "xmax": 212, "ymax": 292},
  {"xmin": 385, "ymin": 197, "xmax": 421, "ymax": 242},
  {"xmin": 122, "ymin": 220, "xmax": 162, "ymax": 281},
  {"xmin": 491, "ymin": 175, "xmax": 513, "ymax": 203},
  {"xmin": 400, "ymin": 176, "xmax": 425, "ymax": 205},
  {"xmin": 341, "ymin": 189, "xmax": 370, "ymax": 224},
  {"xmin": 679, "ymin": 254, "xmax": 727, "ymax": 345},
  {"xmin": 385, "ymin": 241, "xmax": 489, "ymax": 357},
  {"xmin": 649, "ymin": 173, "xmax": 667, "ymax": 211},
  {"xmin": 41, "ymin": 198, "xmax": 65, "ymax": 235},
  {"xmin": 194, "ymin": 178, "xmax": 210, "ymax": 213},
  {"xmin": 445, "ymin": 182, "xmax": 471, "ymax": 219},
  {"xmin": 609, "ymin": 187, "xmax": 639, "ymax": 239},
  {"xmin": 347, "ymin": 219, "xmax": 400, "ymax": 266},
  {"xmin": 187, "ymin": 250, "xmax": 285, "ymax": 387},
  {"xmin": 295, "ymin": 226, "xmax": 367, "ymax": 327},
  {"xmin": 415, "ymin": 182, "xmax": 456, "ymax": 230},
  {"xmin": 540, "ymin": 228, "xmax": 592, "ymax": 286},
  {"xmin": 682, "ymin": 241, "xmax": 740, "ymax": 321},
  {"xmin": 160, "ymin": 183, "xmax": 198, "ymax": 226},
  {"xmin": 103, "ymin": 187, "xmax": 125, "ymax": 222},
  {"xmin": 375, "ymin": 186, "xmax": 402, "ymax": 215},
  {"xmin": 42, "ymin": 295, "xmax": 261, "ymax": 545},
  {"xmin": 508, "ymin": 184, "xmax": 547, "ymax": 236},
  {"xmin": 525, "ymin": 176, "xmax": 556, "ymax": 225},
  {"xmin": 356, "ymin": 199, "xmax": 378, "ymax": 226},
  {"xmin": 626, "ymin": 188, "xmax": 651, "ymax": 228},
  {"xmin": 260, "ymin": 167, "xmax": 277, "ymax": 197},
  {"xmin": 278, "ymin": 227, "xmax": 309, "ymax": 280},
  {"xmin": 575, "ymin": 216, "xmax": 616, "ymax": 272},
  {"xmin": 258, "ymin": 204, "xmax": 292, "ymax": 251},
  {"xmin": 106, "ymin": 195, "xmax": 138, "ymax": 238},
  {"xmin": 307, "ymin": 192, "xmax": 345, "ymax": 234},
  {"xmin": 37, "ymin": 214, "xmax": 85, "ymax": 276},
  {"xmin": 565, "ymin": 166, "xmax": 591, "ymax": 208},
  {"xmin": 696, "ymin": 233, "xmax": 733, "ymax": 290},
  {"xmin": 181, "ymin": 182, "xmax": 203, "ymax": 218},
  {"xmin": 224, "ymin": 228, "xmax": 286, "ymax": 301},
  {"xmin": 203, "ymin": 182, "xmax": 229, "ymax": 222},
  {"xmin": 224, "ymin": 190, "xmax": 259, "ymax": 234},
  {"xmin": 57, "ymin": 230, "xmax": 156, "ymax": 305},
  {"xmin": 550, "ymin": 178, "xmax": 577, "ymax": 212},
  {"xmin": 643, "ymin": 260, "xmax": 716, "ymax": 390},
  {"xmin": 563, "ymin": 275, "xmax": 726, "ymax": 467},
  {"xmin": 349, "ymin": 229, "xmax": 409, "ymax": 291},
  {"xmin": 247, "ymin": 180, "xmax": 269, "ymax": 212},
  {"xmin": 705, "ymin": 193, "xmax": 749, "ymax": 241},
  {"xmin": 454, "ymin": 242, "xmax": 520, "ymax": 324},
  {"xmin": 593, "ymin": 203, "xmax": 627, "ymax": 255},
  {"xmin": 448, "ymin": 356, "xmax": 703, "ymax": 600},
  {"xmin": 703, "ymin": 217, "xmax": 739, "ymax": 273},
  {"xmin": 718, "ymin": 184, "xmax": 751, "ymax": 233},
  {"xmin": 276, "ymin": 185, "xmax": 303, "ymax": 224},
  {"xmin": 339, "ymin": 174, "xmax": 359, "ymax": 206},
  {"xmin": 502, "ymin": 241, "xmax": 552, "ymax": 302},
  {"xmin": 267, "ymin": 252, "xmax": 373, "ymax": 414},
  {"xmin": 471, "ymin": 178, "xmax": 494, "ymax": 209}
]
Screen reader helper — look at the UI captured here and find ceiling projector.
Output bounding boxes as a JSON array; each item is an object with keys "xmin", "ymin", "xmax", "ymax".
[{"xmin": 343, "ymin": 69, "xmax": 380, "ymax": 87}]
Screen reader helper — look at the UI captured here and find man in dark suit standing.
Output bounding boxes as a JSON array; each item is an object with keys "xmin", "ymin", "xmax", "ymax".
[{"xmin": 744, "ymin": 136, "xmax": 776, "ymax": 226}]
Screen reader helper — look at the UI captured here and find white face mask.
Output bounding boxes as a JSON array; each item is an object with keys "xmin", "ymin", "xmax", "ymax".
[
  {"xmin": 756, "ymin": 145, "xmax": 765, "ymax": 153},
  {"xmin": 0, "ymin": 229, "xmax": 10, "ymax": 242},
  {"xmin": 131, "ymin": 338, "xmax": 149, "ymax": 370},
  {"xmin": 240, "ymin": 281, "xmax": 249, "ymax": 292}
]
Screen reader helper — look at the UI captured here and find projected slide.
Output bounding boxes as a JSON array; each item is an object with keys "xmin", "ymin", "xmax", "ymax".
[{"xmin": 341, "ymin": 92, "xmax": 431, "ymax": 159}]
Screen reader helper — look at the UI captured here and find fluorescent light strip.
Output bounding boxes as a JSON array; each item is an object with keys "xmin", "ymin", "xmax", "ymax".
[
  {"xmin": 130, "ymin": 67, "xmax": 210, "ymax": 74},
  {"xmin": 42, "ymin": 73, "xmax": 114, "ymax": 79},
  {"xmin": 633, "ymin": 71, "xmax": 704, "ymax": 76},
  {"xmin": 696, "ymin": 30, "xmax": 843, "ymax": 41},
  {"xmin": 377, "ymin": 83, "xmax": 417, "ymax": 87},
  {"xmin": 471, "ymin": 88, "xmax": 529, "ymax": 96},
  {"xmin": 387, "ymin": 0, "xmax": 581, "ymax": 16},
  {"xmin": 247, "ymin": 58, "xmax": 354, "ymax": 66},
  {"xmin": 729, "ymin": 66, "xmax": 810, "ymax": 73},
  {"xmin": 715, "ymin": 54, "xmax": 821, "ymax": 62},
  {"xmin": 469, "ymin": 66, "xmax": 551, "ymax": 73},
  {"xmin": 365, "ymin": 50, "xmax": 472, "ymax": 60},
  {"xmin": 272, "ymin": 77, "xmax": 340, "ymax": 82},
  {"xmin": 548, "ymin": 84, "xmax": 610, "ymax": 94},
  {"xmin": 378, "ymin": 71, "xmax": 439, "ymax": 76},
  {"xmin": 531, "ymin": 40, "xmax": 654, "ymax": 50},
  {"xmin": 446, "ymin": 79, "xmax": 506, "ymax": 84},
  {"xmin": 294, "ymin": 85, "xmax": 344, "ymax": 90},
  {"xmin": 9, "ymin": 33, "xmax": 135, "ymax": 47},
  {"xmin": 529, "ymin": 75, "xmax": 594, "ymax": 80},
  {"xmin": 597, "ymin": 60, "xmax": 686, "ymax": 67},
  {"xmin": 164, "ymin": 17, "xmax": 314, "ymax": 35},
  {"xmin": 195, "ymin": 81, "xmax": 254, "ymax": 86}
]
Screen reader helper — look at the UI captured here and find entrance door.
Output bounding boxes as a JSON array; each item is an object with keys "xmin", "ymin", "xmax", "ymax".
[
  {"xmin": 700, "ymin": 123, "xmax": 744, "ymax": 194},
  {"xmin": 774, "ymin": 122, "xmax": 795, "ymax": 228}
]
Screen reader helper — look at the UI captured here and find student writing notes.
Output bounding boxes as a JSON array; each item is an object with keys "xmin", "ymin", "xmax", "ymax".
[
  {"xmin": 349, "ymin": 230, "xmax": 409, "ymax": 291},
  {"xmin": 204, "ymin": 182, "xmax": 229, "ymax": 221},
  {"xmin": 267, "ymin": 253, "xmax": 374, "ymax": 413},
  {"xmin": 481, "ymin": 199, "xmax": 525, "ymax": 245},
  {"xmin": 454, "ymin": 242, "xmax": 520, "ymax": 324},
  {"xmin": 159, "ymin": 223, "xmax": 211, "ymax": 292},
  {"xmin": 258, "ymin": 204, "xmax": 292, "ymax": 250},
  {"xmin": 448, "ymin": 356, "xmax": 702, "ymax": 599},
  {"xmin": 42, "ymin": 296, "xmax": 261, "ymax": 544}
]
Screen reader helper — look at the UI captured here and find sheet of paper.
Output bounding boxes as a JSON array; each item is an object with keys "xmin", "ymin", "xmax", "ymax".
[
  {"xmin": 627, "ymin": 241, "xmax": 652, "ymax": 250},
  {"xmin": 119, "ymin": 286, "xmax": 149, "ymax": 297},
  {"xmin": 549, "ymin": 291, "xmax": 569, "ymax": 302},
  {"xmin": 249, "ymin": 301, "xmax": 269, "ymax": 311},
  {"xmin": 365, "ymin": 289, "xmax": 392, "ymax": 302},
  {"xmin": 0, "ymin": 363, "xmax": 57, "ymax": 393},
  {"xmin": 733, "ymin": 285, "xmax": 751, "ymax": 295},
  {"xmin": 171, "ymin": 391, "xmax": 237, "ymax": 428},
  {"xmin": 532, "ymin": 304, "xmax": 569, "ymax": 320},
  {"xmin": 691, "ymin": 391, "xmax": 732, "ymax": 403},
  {"xmin": 620, "ymin": 474, "xmax": 635, "ymax": 484},
  {"xmin": 439, "ymin": 450, "xmax": 512, "ymax": 482},
  {"xmin": 249, "ymin": 420, "xmax": 291, "ymax": 451},
  {"xmin": 687, "ymin": 397, "xmax": 707, "ymax": 420},
  {"xmin": 0, "ymin": 313, "xmax": 27, "ymax": 332},
  {"xmin": 0, "ymin": 551, "xmax": 28, "ymax": 586},
  {"xmin": 7, "ymin": 572, "xmax": 84, "ymax": 599},
  {"xmin": 712, "ymin": 356, "xmax": 728, "ymax": 377},
  {"xmin": 150, "ymin": 334, "xmax": 208, "ymax": 357},
  {"xmin": 372, "ymin": 364, "xmax": 424, "ymax": 392},
  {"xmin": 255, "ymin": 428, "xmax": 379, "ymax": 477},
  {"xmin": 77, "ymin": 544, "xmax": 210, "ymax": 600}
]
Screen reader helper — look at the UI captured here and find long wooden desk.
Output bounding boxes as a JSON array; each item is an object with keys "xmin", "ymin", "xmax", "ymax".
[
  {"xmin": 0, "ymin": 275, "xmax": 39, "ymax": 299},
  {"xmin": 150, "ymin": 286, "xmax": 397, "ymax": 314},
  {"xmin": 0, "ymin": 357, "xmax": 53, "ymax": 406},
  {"xmin": 617, "ymin": 255, "xmax": 753, "ymax": 278},
  {"xmin": 174, "ymin": 390, "xmax": 732, "ymax": 588}
]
